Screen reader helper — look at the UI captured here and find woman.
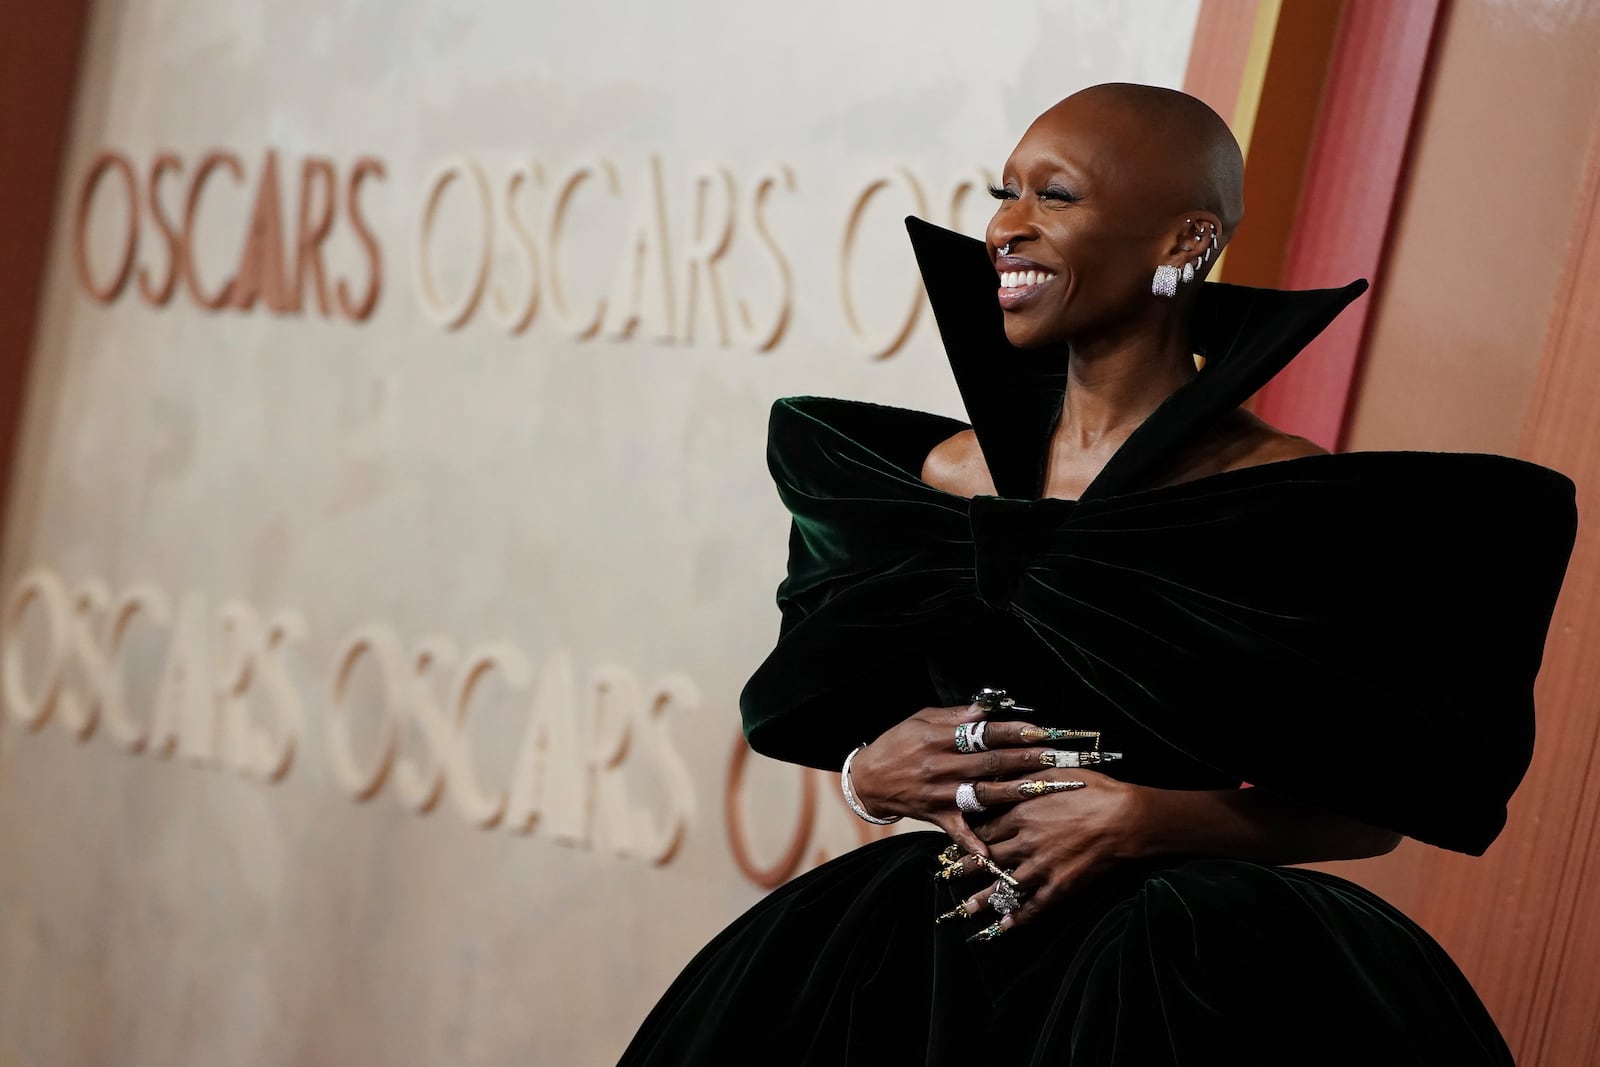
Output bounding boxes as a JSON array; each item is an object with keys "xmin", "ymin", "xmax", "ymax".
[{"xmin": 620, "ymin": 84, "xmax": 1577, "ymax": 1065}]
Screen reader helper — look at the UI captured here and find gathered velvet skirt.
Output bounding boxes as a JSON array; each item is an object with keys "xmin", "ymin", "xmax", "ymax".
[{"xmin": 618, "ymin": 831, "xmax": 1510, "ymax": 1066}]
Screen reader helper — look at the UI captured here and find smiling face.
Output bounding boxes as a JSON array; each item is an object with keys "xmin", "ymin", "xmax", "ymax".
[{"xmin": 986, "ymin": 85, "xmax": 1243, "ymax": 349}]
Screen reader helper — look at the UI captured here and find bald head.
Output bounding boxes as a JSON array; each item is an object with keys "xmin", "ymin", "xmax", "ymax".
[
  {"xmin": 986, "ymin": 84, "xmax": 1249, "ymax": 345},
  {"xmin": 1032, "ymin": 83, "xmax": 1244, "ymax": 232}
]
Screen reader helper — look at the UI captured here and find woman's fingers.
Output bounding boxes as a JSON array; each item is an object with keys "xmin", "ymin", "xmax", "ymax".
[
  {"xmin": 972, "ymin": 815, "xmax": 1013, "ymax": 846},
  {"xmin": 949, "ymin": 876, "xmax": 1033, "ymax": 941},
  {"xmin": 980, "ymin": 720, "xmax": 1103, "ymax": 749},
  {"xmin": 959, "ymin": 862, "xmax": 1081, "ymax": 938},
  {"xmin": 932, "ymin": 812, "xmax": 988, "ymax": 858},
  {"xmin": 970, "ymin": 746, "xmax": 1102, "ymax": 777},
  {"xmin": 955, "ymin": 880, "xmax": 1000, "ymax": 919},
  {"xmin": 921, "ymin": 701, "xmax": 987, "ymax": 726},
  {"xmin": 969, "ymin": 775, "xmax": 1088, "ymax": 809},
  {"xmin": 1005, "ymin": 860, "xmax": 1087, "ymax": 929},
  {"xmin": 933, "ymin": 851, "xmax": 986, "ymax": 886}
]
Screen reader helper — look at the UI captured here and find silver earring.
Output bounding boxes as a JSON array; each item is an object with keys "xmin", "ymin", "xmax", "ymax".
[
  {"xmin": 1152, "ymin": 264, "xmax": 1179, "ymax": 298},
  {"xmin": 1181, "ymin": 261, "xmax": 1195, "ymax": 284}
]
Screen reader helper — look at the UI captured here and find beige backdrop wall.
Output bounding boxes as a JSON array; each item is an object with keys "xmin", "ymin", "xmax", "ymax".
[{"xmin": 0, "ymin": 3, "xmax": 1201, "ymax": 1064}]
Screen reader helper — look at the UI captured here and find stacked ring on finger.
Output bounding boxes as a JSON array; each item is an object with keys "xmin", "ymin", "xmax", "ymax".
[
  {"xmin": 954, "ymin": 721, "xmax": 990, "ymax": 754},
  {"xmin": 1016, "ymin": 779, "xmax": 1086, "ymax": 798},
  {"xmin": 955, "ymin": 782, "xmax": 986, "ymax": 813}
]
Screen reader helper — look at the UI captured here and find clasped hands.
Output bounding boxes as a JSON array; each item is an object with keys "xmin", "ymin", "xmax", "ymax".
[{"xmin": 848, "ymin": 696, "xmax": 1139, "ymax": 940}]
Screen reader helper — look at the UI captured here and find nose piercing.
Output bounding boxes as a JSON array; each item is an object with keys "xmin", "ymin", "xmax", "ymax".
[{"xmin": 999, "ymin": 242, "xmax": 1012, "ymax": 256}]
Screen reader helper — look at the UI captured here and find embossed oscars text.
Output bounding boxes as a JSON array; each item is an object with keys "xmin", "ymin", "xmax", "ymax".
[
  {"xmin": 73, "ymin": 146, "xmax": 991, "ymax": 358},
  {"xmin": 0, "ymin": 568, "xmax": 694, "ymax": 865},
  {"xmin": 413, "ymin": 155, "xmax": 795, "ymax": 351},
  {"xmin": 723, "ymin": 728, "xmax": 901, "ymax": 889},
  {"xmin": 72, "ymin": 149, "xmax": 385, "ymax": 319}
]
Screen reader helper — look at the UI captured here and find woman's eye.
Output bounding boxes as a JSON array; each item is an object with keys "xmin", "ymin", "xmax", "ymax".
[
  {"xmin": 1039, "ymin": 186, "xmax": 1081, "ymax": 203},
  {"xmin": 987, "ymin": 184, "xmax": 1018, "ymax": 201}
]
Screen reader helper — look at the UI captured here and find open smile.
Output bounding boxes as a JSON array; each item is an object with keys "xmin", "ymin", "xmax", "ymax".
[{"xmin": 996, "ymin": 268, "xmax": 1057, "ymax": 310}]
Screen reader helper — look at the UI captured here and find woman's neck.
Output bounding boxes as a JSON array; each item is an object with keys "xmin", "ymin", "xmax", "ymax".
[{"xmin": 1056, "ymin": 318, "xmax": 1196, "ymax": 447}]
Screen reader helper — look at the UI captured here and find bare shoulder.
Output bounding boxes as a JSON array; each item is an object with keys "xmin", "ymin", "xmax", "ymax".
[
  {"xmin": 921, "ymin": 429, "xmax": 998, "ymax": 498},
  {"xmin": 1219, "ymin": 409, "xmax": 1328, "ymax": 471},
  {"xmin": 1166, "ymin": 408, "xmax": 1327, "ymax": 487}
]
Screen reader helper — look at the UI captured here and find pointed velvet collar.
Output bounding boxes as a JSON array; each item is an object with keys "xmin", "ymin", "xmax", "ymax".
[{"xmin": 905, "ymin": 216, "xmax": 1369, "ymax": 502}]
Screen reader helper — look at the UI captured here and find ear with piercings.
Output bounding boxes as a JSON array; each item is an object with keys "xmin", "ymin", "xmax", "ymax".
[{"xmin": 1176, "ymin": 215, "xmax": 1222, "ymax": 285}]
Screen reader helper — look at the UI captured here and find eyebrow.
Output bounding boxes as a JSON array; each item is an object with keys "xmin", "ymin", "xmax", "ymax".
[{"xmin": 1003, "ymin": 154, "xmax": 1090, "ymax": 186}]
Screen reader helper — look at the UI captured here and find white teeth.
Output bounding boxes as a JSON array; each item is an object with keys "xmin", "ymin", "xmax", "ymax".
[{"xmin": 999, "ymin": 270, "xmax": 1055, "ymax": 289}]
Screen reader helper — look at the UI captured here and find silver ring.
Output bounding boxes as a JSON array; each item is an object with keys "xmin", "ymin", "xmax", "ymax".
[
  {"xmin": 989, "ymin": 879, "xmax": 1025, "ymax": 917},
  {"xmin": 955, "ymin": 782, "xmax": 986, "ymax": 813},
  {"xmin": 971, "ymin": 687, "xmax": 1033, "ymax": 715},
  {"xmin": 956, "ymin": 721, "xmax": 991, "ymax": 754}
]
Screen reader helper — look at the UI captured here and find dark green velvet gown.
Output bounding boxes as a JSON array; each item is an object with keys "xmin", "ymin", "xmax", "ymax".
[{"xmin": 619, "ymin": 220, "xmax": 1578, "ymax": 1065}]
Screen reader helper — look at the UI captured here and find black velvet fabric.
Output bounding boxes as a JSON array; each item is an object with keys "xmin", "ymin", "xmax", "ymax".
[
  {"xmin": 622, "ymin": 834, "xmax": 1516, "ymax": 1066},
  {"xmin": 618, "ymin": 219, "xmax": 1578, "ymax": 1065}
]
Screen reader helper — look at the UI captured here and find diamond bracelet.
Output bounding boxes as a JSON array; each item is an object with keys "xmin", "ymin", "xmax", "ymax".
[{"xmin": 841, "ymin": 744, "xmax": 901, "ymax": 825}]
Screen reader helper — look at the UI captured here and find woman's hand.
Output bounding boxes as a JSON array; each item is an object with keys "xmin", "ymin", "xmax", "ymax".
[
  {"xmin": 847, "ymin": 701, "xmax": 1062, "ymax": 857},
  {"xmin": 957, "ymin": 768, "xmax": 1147, "ymax": 930},
  {"xmin": 951, "ymin": 775, "xmax": 1403, "ymax": 935}
]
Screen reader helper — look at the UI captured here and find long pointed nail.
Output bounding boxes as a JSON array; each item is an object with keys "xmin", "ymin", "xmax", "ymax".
[
  {"xmin": 936, "ymin": 901, "xmax": 973, "ymax": 924},
  {"xmin": 1016, "ymin": 779, "xmax": 1087, "ymax": 798},
  {"xmin": 1040, "ymin": 750, "xmax": 1124, "ymax": 768},
  {"xmin": 1019, "ymin": 726, "xmax": 1100, "ymax": 744},
  {"xmin": 974, "ymin": 856, "xmax": 1018, "ymax": 886},
  {"xmin": 967, "ymin": 921, "xmax": 1006, "ymax": 943}
]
